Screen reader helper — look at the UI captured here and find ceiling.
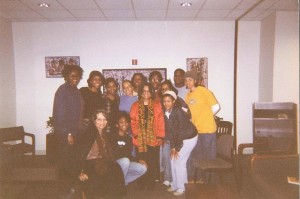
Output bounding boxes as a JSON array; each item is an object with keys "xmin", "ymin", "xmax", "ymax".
[{"xmin": 0, "ymin": 0, "xmax": 298, "ymax": 22}]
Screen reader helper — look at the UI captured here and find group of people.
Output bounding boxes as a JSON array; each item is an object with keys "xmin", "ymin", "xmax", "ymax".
[{"xmin": 52, "ymin": 65, "xmax": 220, "ymax": 198}]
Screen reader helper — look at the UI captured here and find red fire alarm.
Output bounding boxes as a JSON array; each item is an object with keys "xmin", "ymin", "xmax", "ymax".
[{"xmin": 132, "ymin": 59, "xmax": 138, "ymax": 65}]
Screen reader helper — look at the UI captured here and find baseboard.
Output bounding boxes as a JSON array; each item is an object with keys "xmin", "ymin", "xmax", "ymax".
[{"xmin": 35, "ymin": 150, "xmax": 46, "ymax": 155}]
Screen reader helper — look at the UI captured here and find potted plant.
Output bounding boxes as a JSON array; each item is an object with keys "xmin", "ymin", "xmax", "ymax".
[
  {"xmin": 46, "ymin": 117, "xmax": 56, "ymax": 163},
  {"xmin": 46, "ymin": 117, "xmax": 54, "ymax": 133}
]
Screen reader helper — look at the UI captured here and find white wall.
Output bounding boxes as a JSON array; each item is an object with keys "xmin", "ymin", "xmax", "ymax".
[
  {"xmin": 236, "ymin": 21, "xmax": 261, "ymax": 147},
  {"xmin": 0, "ymin": 17, "xmax": 16, "ymax": 127},
  {"xmin": 13, "ymin": 21, "xmax": 236, "ymax": 151},
  {"xmin": 10, "ymin": 12, "xmax": 300, "ymax": 152},
  {"xmin": 273, "ymin": 11, "xmax": 299, "ymax": 103},
  {"xmin": 259, "ymin": 11, "xmax": 299, "ymax": 104},
  {"xmin": 237, "ymin": 11, "xmax": 299, "ymax": 152}
]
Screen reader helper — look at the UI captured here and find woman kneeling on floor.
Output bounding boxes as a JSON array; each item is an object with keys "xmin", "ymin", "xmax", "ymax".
[
  {"xmin": 77, "ymin": 109, "xmax": 126, "ymax": 199},
  {"xmin": 110, "ymin": 111, "xmax": 147, "ymax": 186}
]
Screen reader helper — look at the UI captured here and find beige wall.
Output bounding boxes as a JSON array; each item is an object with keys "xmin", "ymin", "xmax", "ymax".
[
  {"xmin": 259, "ymin": 13, "xmax": 276, "ymax": 102},
  {"xmin": 0, "ymin": 17, "xmax": 16, "ymax": 127}
]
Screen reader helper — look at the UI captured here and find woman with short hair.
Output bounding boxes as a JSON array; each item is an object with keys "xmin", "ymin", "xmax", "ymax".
[{"xmin": 52, "ymin": 64, "xmax": 84, "ymax": 196}]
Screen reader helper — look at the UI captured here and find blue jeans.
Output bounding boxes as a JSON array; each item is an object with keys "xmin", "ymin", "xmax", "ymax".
[
  {"xmin": 160, "ymin": 141, "xmax": 172, "ymax": 183},
  {"xmin": 116, "ymin": 157, "xmax": 147, "ymax": 185},
  {"xmin": 187, "ymin": 133, "xmax": 217, "ymax": 183}
]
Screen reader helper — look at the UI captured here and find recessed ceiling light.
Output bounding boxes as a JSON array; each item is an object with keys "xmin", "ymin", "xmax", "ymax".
[
  {"xmin": 181, "ymin": 2, "xmax": 192, "ymax": 7},
  {"xmin": 38, "ymin": 3, "xmax": 50, "ymax": 8}
]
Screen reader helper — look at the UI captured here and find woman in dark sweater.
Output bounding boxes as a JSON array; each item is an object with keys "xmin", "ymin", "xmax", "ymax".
[
  {"xmin": 79, "ymin": 71, "xmax": 105, "ymax": 128},
  {"xmin": 52, "ymin": 64, "xmax": 84, "ymax": 195},
  {"xmin": 102, "ymin": 77, "xmax": 120, "ymax": 133},
  {"xmin": 162, "ymin": 91, "xmax": 198, "ymax": 196}
]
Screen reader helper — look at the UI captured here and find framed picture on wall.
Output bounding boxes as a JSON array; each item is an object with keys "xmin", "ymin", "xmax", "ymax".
[
  {"xmin": 45, "ymin": 56, "xmax": 80, "ymax": 78},
  {"xmin": 186, "ymin": 57, "xmax": 208, "ymax": 87},
  {"xmin": 102, "ymin": 68, "xmax": 167, "ymax": 95}
]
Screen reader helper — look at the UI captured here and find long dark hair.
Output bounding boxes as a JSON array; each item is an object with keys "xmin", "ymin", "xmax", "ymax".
[
  {"xmin": 138, "ymin": 82, "xmax": 155, "ymax": 100},
  {"xmin": 91, "ymin": 109, "xmax": 110, "ymax": 125},
  {"xmin": 160, "ymin": 79, "xmax": 178, "ymax": 97}
]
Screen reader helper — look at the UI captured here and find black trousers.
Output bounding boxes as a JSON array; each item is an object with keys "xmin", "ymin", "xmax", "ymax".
[
  {"xmin": 136, "ymin": 145, "xmax": 160, "ymax": 188},
  {"xmin": 57, "ymin": 144, "xmax": 78, "ymax": 177},
  {"xmin": 82, "ymin": 159, "xmax": 126, "ymax": 199},
  {"xmin": 56, "ymin": 144, "xmax": 79, "ymax": 194}
]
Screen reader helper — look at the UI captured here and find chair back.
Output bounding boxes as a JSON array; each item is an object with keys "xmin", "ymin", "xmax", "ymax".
[
  {"xmin": 217, "ymin": 134, "xmax": 234, "ymax": 161},
  {"xmin": 0, "ymin": 126, "xmax": 25, "ymax": 142},
  {"xmin": 216, "ymin": 121, "xmax": 232, "ymax": 137}
]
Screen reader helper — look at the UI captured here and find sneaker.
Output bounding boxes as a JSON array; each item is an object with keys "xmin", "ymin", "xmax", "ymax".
[
  {"xmin": 173, "ymin": 191, "xmax": 185, "ymax": 196},
  {"xmin": 167, "ymin": 187, "xmax": 176, "ymax": 192},
  {"xmin": 163, "ymin": 180, "xmax": 171, "ymax": 186}
]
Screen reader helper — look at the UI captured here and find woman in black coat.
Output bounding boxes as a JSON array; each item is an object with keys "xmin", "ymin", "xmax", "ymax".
[{"xmin": 77, "ymin": 109, "xmax": 126, "ymax": 199}]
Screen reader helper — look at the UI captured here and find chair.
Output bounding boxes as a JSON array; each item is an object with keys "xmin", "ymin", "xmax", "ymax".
[
  {"xmin": 0, "ymin": 126, "xmax": 35, "ymax": 164},
  {"xmin": 193, "ymin": 121, "xmax": 238, "ymax": 191},
  {"xmin": 216, "ymin": 120, "xmax": 233, "ymax": 137}
]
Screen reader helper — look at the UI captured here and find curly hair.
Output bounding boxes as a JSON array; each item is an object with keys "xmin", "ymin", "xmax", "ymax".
[
  {"xmin": 61, "ymin": 65, "xmax": 83, "ymax": 81},
  {"xmin": 104, "ymin": 77, "xmax": 119, "ymax": 88},
  {"xmin": 131, "ymin": 73, "xmax": 147, "ymax": 85}
]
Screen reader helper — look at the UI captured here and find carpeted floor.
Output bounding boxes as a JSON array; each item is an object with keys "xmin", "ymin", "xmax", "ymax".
[
  {"xmin": 0, "ymin": 155, "xmax": 261, "ymax": 199},
  {"xmin": 0, "ymin": 156, "xmax": 185, "ymax": 199}
]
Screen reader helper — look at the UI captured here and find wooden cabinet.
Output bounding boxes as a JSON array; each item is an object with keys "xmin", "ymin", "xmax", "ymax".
[{"xmin": 253, "ymin": 102, "xmax": 297, "ymax": 154}]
